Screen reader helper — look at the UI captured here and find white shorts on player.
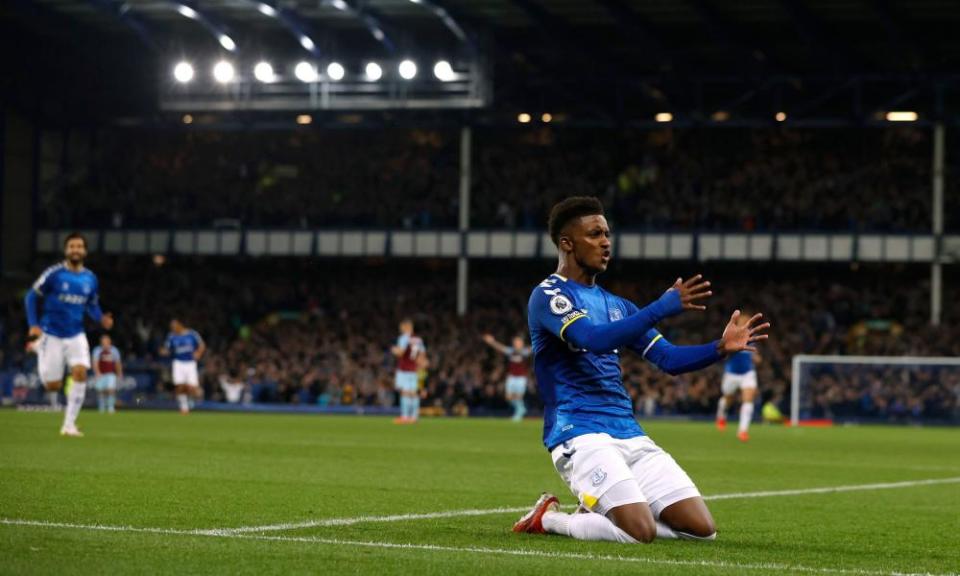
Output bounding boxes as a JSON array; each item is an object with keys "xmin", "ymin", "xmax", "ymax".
[
  {"xmin": 551, "ymin": 433, "xmax": 700, "ymax": 517},
  {"xmin": 721, "ymin": 370, "xmax": 757, "ymax": 396},
  {"xmin": 395, "ymin": 371, "xmax": 418, "ymax": 393},
  {"xmin": 37, "ymin": 333, "xmax": 90, "ymax": 383},
  {"xmin": 172, "ymin": 360, "xmax": 200, "ymax": 387},
  {"xmin": 505, "ymin": 376, "xmax": 527, "ymax": 397}
]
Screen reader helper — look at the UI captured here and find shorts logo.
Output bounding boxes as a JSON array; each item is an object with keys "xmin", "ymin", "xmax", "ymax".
[
  {"xmin": 590, "ymin": 466, "xmax": 607, "ymax": 486},
  {"xmin": 608, "ymin": 308, "xmax": 623, "ymax": 321},
  {"xmin": 549, "ymin": 295, "xmax": 573, "ymax": 315}
]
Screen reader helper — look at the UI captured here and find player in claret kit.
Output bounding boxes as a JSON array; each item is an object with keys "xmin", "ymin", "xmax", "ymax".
[
  {"xmin": 514, "ymin": 196, "xmax": 769, "ymax": 544},
  {"xmin": 92, "ymin": 334, "xmax": 123, "ymax": 414},
  {"xmin": 24, "ymin": 232, "xmax": 114, "ymax": 437},
  {"xmin": 482, "ymin": 333, "xmax": 532, "ymax": 421},
  {"xmin": 392, "ymin": 318, "xmax": 426, "ymax": 423}
]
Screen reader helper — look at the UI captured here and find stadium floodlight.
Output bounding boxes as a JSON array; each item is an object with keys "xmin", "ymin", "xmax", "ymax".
[
  {"xmin": 257, "ymin": 2, "xmax": 277, "ymax": 17},
  {"xmin": 182, "ymin": 114, "xmax": 193, "ymax": 125},
  {"xmin": 541, "ymin": 112, "xmax": 553, "ymax": 123},
  {"xmin": 296, "ymin": 114, "xmax": 312, "ymax": 125},
  {"xmin": 409, "ymin": 0, "xmax": 422, "ymax": 3},
  {"xmin": 886, "ymin": 111, "xmax": 918, "ymax": 122},
  {"xmin": 294, "ymin": 61, "xmax": 318, "ymax": 82},
  {"xmin": 218, "ymin": 34, "xmax": 237, "ymax": 52},
  {"xmin": 213, "ymin": 60, "xmax": 235, "ymax": 83},
  {"xmin": 300, "ymin": 36, "xmax": 316, "ymax": 51},
  {"xmin": 173, "ymin": 61, "xmax": 194, "ymax": 83},
  {"xmin": 776, "ymin": 111, "xmax": 787, "ymax": 122},
  {"xmin": 398, "ymin": 59, "xmax": 417, "ymax": 80},
  {"xmin": 330, "ymin": 0, "xmax": 348, "ymax": 10},
  {"xmin": 372, "ymin": 28, "xmax": 385, "ymax": 41},
  {"xmin": 517, "ymin": 113, "xmax": 531, "ymax": 124},
  {"xmin": 433, "ymin": 60, "xmax": 455, "ymax": 82},
  {"xmin": 177, "ymin": 4, "xmax": 198, "ymax": 19},
  {"xmin": 326, "ymin": 62, "xmax": 345, "ymax": 81},
  {"xmin": 254, "ymin": 62, "xmax": 275, "ymax": 83},
  {"xmin": 365, "ymin": 62, "xmax": 383, "ymax": 81},
  {"xmin": 655, "ymin": 112, "xmax": 673, "ymax": 123}
]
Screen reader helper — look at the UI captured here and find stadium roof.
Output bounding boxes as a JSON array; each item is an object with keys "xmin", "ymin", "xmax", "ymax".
[{"xmin": 4, "ymin": 0, "xmax": 960, "ymax": 121}]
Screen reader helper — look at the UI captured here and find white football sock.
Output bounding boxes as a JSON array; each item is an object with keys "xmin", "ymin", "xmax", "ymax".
[
  {"xmin": 716, "ymin": 396, "xmax": 728, "ymax": 420},
  {"xmin": 739, "ymin": 402, "xmax": 754, "ymax": 433},
  {"xmin": 542, "ymin": 511, "xmax": 638, "ymax": 543},
  {"xmin": 656, "ymin": 521, "xmax": 679, "ymax": 539},
  {"xmin": 177, "ymin": 394, "xmax": 190, "ymax": 413},
  {"xmin": 62, "ymin": 382, "xmax": 87, "ymax": 429}
]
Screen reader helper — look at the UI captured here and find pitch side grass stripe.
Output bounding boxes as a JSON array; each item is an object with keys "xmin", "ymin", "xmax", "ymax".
[
  {"xmin": 0, "ymin": 517, "xmax": 956, "ymax": 576},
  {"xmin": 204, "ymin": 476, "xmax": 960, "ymax": 535}
]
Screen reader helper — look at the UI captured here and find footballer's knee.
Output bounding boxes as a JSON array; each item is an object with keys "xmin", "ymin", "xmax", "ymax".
[
  {"xmin": 71, "ymin": 366, "xmax": 87, "ymax": 382},
  {"xmin": 685, "ymin": 517, "xmax": 717, "ymax": 539},
  {"xmin": 608, "ymin": 505, "xmax": 657, "ymax": 543}
]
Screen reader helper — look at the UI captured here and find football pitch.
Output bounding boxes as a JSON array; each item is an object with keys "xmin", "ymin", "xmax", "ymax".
[{"xmin": 0, "ymin": 410, "xmax": 958, "ymax": 576}]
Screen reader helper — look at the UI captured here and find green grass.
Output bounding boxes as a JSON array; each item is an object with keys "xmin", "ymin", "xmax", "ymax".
[{"xmin": 1, "ymin": 410, "xmax": 958, "ymax": 575}]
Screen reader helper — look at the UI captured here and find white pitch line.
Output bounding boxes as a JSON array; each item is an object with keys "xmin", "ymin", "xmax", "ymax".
[
  {"xmin": 204, "ymin": 476, "xmax": 960, "ymax": 536},
  {"xmin": 192, "ymin": 507, "xmax": 532, "ymax": 536},
  {"xmin": 1, "ymin": 518, "xmax": 956, "ymax": 576}
]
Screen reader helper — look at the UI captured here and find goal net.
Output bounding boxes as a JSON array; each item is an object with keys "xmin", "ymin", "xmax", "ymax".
[{"xmin": 790, "ymin": 355, "xmax": 960, "ymax": 425}]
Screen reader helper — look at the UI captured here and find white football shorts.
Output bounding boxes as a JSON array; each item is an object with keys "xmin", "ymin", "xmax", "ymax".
[
  {"xmin": 550, "ymin": 432, "xmax": 700, "ymax": 518},
  {"xmin": 721, "ymin": 370, "xmax": 758, "ymax": 396},
  {"xmin": 37, "ymin": 333, "xmax": 90, "ymax": 383}
]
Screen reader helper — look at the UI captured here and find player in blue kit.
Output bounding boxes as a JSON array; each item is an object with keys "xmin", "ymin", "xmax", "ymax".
[
  {"xmin": 513, "ymin": 197, "xmax": 769, "ymax": 544},
  {"xmin": 716, "ymin": 313, "xmax": 762, "ymax": 442},
  {"xmin": 161, "ymin": 319, "xmax": 206, "ymax": 414},
  {"xmin": 24, "ymin": 233, "xmax": 113, "ymax": 437}
]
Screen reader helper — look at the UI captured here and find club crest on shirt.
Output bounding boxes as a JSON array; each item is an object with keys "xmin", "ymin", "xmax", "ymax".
[
  {"xmin": 549, "ymin": 295, "xmax": 573, "ymax": 315},
  {"xmin": 590, "ymin": 466, "xmax": 608, "ymax": 486},
  {"xmin": 608, "ymin": 308, "xmax": 623, "ymax": 321}
]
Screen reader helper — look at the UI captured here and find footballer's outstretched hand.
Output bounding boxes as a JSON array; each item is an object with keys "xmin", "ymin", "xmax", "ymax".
[
  {"xmin": 718, "ymin": 310, "xmax": 770, "ymax": 355},
  {"xmin": 669, "ymin": 274, "xmax": 713, "ymax": 311}
]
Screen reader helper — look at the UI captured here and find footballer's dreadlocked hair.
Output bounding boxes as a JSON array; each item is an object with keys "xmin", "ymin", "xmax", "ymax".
[{"xmin": 547, "ymin": 196, "xmax": 605, "ymax": 246}]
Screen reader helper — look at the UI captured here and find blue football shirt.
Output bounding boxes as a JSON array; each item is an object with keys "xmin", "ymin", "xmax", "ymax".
[
  {"xmin": 724, "ymin": 351, "xmax": 754, "ymax": 375},
  {"xmin": 166, "ymin": 330, "xmax": 204, "ymax": 362},
  {"xmin": 528, "ymin": 273, "xmax": 665, "ymax": 450},
  {"xmin": 31, "ymin": 263, "xmax": 102, "ymax": 338}
]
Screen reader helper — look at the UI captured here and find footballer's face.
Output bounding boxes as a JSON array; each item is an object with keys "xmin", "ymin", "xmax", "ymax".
[
  {"xmin": 170, "ymin": 319, "xmax": 184, "ymax": 333},
  {"xmin": 399, "ymin": 321, "xmax": 413, "ymax": 335},
  {"xmin": 563, "ymin": 214, "xmax": 612, "ymax": 275},
  {"xmin": 101, "ymin": 335, "xmax": 112, "ymax": 348},
  {"xmin": 64, "ymin": 238, "xmax": 87, "ymax": 265},
  {"xmin": 512, "ymin": 336, "xmax": 525, "ymax": 350}
]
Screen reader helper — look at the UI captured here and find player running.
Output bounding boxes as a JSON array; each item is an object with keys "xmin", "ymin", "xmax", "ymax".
[
  {"xmin": 715, "ymin": 319, "xmax": 762, "ymax": 441},
  {"xmin": 161, "ymin": 319, "xmax": 205, "ymax": 415},
  {"xmin": 391, "ymin": 318, "xmax": 425, "ymax": 424},
  {"xmin": 482, "ymin": 333, "xmax": 532, "ymax": 421},
  {"xmin": 514, "ymin": 197, "xmax": 769, "ymax": 544},
  {"xmin": 92, "ymin": 334, "xmax": 123, "ymax": 414},
  {"xmin": 24, "ymin": 232, "xmax": 113, "ymax": 437}
]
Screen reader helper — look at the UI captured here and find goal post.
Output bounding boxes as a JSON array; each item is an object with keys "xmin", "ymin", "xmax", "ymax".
[{"xmin": 790, "ymin": 355, "xmax": 960, "ymax": 426}]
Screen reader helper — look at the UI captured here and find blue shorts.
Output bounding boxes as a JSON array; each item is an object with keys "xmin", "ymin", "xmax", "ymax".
[
  {"xmin": 506, "ymin": 376, "xmax": 527, "ymax": 397},
  {"xmin": 395, "ymin": 371, "xmax": 418, "ymax": 393},
  {"xmin": 95, "ymin": 374, "xmax": 118, "ymax": 392}
]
